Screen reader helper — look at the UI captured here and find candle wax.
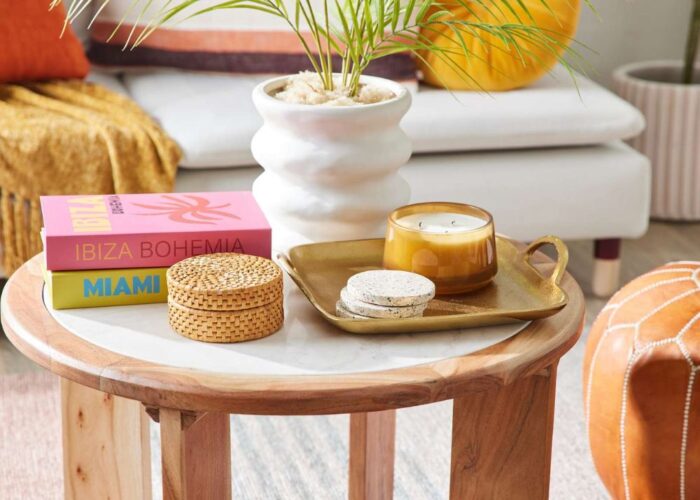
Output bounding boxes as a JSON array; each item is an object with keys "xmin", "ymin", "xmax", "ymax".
[{"xmin": 396, "ymin": 212, "xmax": 488, "ymax": 234}]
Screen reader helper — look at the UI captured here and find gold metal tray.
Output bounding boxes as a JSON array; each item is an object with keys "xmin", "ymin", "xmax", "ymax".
[{"xmin": 277, "ymin": 236, "xmax": 569, "ymax": 334}]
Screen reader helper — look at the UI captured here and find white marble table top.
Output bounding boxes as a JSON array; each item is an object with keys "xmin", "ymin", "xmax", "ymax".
[{"xmin": 45, "ymin": 276, "xmax": 528, "ymax": 377}]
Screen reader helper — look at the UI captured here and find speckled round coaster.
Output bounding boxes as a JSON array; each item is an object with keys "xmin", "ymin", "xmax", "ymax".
[
  {"xmin": 346, "ymin": 270, "xmax": 435, "ymax": 307},
  {"xmin": 335, "ymin": 300, "xmax": 371, "ymax": 320},
  {"xmin": 340, "ymin": 288, "xmax": 428, "ymax": 319}
]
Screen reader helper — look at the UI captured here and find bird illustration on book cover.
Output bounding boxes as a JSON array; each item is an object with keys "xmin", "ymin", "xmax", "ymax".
[{"xmin": 132, "ymin": 194, "xmax": 240, "ymax": 225}]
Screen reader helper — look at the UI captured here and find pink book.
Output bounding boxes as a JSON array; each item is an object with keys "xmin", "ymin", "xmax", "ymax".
[{"xmin": 41, "ymin": 192, "xmax": 271, "ymax": 271}]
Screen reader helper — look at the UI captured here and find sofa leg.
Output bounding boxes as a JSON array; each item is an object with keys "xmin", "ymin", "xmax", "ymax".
[{"xmin": 592, "ymin": 238, "xmax": 621, "ymax": 298}]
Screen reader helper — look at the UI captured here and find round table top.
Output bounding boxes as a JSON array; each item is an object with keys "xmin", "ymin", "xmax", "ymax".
[{"xmin": 1, "ymin": 254, "xmax": 584, "ymax": 415}]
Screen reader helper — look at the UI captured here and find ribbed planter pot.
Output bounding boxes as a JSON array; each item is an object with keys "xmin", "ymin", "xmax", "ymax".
[
  {"xmin": 614, "ymin": 61, "xmax": 700, "ymax": 220},
  {"xmin": 251, "ymin": 75, "xmax": 412, "ymax": 250}
]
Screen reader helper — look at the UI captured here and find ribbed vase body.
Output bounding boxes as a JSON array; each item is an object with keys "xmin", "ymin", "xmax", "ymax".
[{"xmin": 251, "ymin": 75, "xmax": 412, "ymax": 250}]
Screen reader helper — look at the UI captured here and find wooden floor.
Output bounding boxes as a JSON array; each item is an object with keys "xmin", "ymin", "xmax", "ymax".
[{"xmin": 1, "ymin": 221, "xmax": 699, "ymax": 375}]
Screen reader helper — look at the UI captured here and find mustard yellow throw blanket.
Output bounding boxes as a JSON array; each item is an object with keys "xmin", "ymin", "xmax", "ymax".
[{"xmin": 0, "ymin": 80, "xmax": 181, "ymax": 273}]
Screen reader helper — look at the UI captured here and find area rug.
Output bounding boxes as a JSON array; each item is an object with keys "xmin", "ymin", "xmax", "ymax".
[
  {"xmin": 0, "ymin": 370, "xmax": 62, "ymax": 500},
  {"xmin": 0, "ymin": 335, "xmax": 607, "ymax": 499}
]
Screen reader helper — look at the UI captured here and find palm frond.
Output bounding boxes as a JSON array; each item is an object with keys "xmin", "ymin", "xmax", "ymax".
[{"xmin": 54, "ymin": 0, "xmax": 592, "ymax": 95}]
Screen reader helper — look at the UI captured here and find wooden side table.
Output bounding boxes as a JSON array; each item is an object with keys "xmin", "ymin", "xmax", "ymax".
[{"xmin": 1, "ymin": 254, "xmax": 584, "ymax": 500}]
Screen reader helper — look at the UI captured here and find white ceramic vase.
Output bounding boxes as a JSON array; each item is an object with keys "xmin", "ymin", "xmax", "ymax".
[
  {"xmin": 614, "ymin": 60, "xmax": 700, "ymax": 220},
  {"xmin": 251, "ymin": 75, "xmax": 412, "ymax": 251}
]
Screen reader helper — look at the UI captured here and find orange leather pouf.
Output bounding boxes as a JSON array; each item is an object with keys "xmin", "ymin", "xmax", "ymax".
[{"xmin": 584, "ymin": 262, "xmax": 700, "ymax": 500}]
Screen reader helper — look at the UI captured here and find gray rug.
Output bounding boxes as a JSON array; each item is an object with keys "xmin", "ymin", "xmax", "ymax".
[
  {"xmin": 0, "ymin": 329, "xmax": 608, "ymax": 499},
  {"xmin": 146, "ymin": 330, "xmax": 608, "ymax": 499}
]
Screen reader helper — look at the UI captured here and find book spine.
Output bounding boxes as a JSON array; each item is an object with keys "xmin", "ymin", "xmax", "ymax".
[
  {"xmin": 46, "ymin": 267, "xmax": 169, "ymax": 309},
  {"xmin": 45, "ymin": 229, "xmax": 271, "ymax": 271}
]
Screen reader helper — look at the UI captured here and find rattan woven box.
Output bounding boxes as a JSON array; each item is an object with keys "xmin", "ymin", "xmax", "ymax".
[{"xmin": 167, "ymin": 253, "xmax": 283, "ymax": 343}]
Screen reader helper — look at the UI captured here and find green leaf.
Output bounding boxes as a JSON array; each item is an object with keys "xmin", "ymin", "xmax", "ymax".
[
  {"xmin": 498, "ymin": 0, "xmax": 525, "ymax": 24},
  {"xmin": 364, "ymin": 0, "xmax": 375, "ymax": 47},
  {"xmin": 426, "ymin": 9, "xmax": 451, "ymax": 24},
  {"xmin": 62, "ymin": 0, "xmax": 594, "ymax": 95},
  {"xmin": 402, "ymin": 0, "xmax": 416, "ymax": 28},
  {"xmin": 125, "ymin": 0, "xmax": 155, "ymax": 48},
  {"xmin": 376, "ymin": 0, "xmax": 385, "ymax": 36},
  {"xmin": 391, "ymin": 0, "xmax": 400, "ymax": 31},
  {"xmin": 414, "ymin": 0, "xmax": 432, "ymax": 25}
]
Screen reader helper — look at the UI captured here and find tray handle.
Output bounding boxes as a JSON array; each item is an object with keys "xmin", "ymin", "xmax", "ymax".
[
  {"xmin": 276, "ymin": 252, "xmax": 328, "ymax": 314},
  {"xmin": 275, "ymin": 253, "xmax": 301, "ymax": 282},
  {"xmin": 522, "ymin": 236, "xmax": 569, "ymax": 286}
]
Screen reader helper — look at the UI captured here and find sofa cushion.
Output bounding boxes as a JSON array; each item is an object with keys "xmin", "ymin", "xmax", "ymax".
[
  {"xmin": 0, "ymin": 0, "xmax": 89, "ymax": 83},
  {"xmin": 85, "ymin": 0, "xmax": 414, "ymax": 83},
  {"xmin": 86, "ymin": 70, "xmax": 129, "ymax": 96},
  {"xmin": 123, "ymin": 65, "xmax": 645, "ymax": 169},
  {"xmin": 419, "ymin": 0, "xmax": 580, "ymax": 91},
  {"xmin": 176, "ymin": 141, "xmax": 650, "ymax": 241}
]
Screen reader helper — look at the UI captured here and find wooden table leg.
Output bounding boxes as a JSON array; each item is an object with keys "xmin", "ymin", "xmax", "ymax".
[
  {"xmin": 450, "ymin": 365, "xmax": 559, "ymax": 500},
  {"xmin": 61, "ymin": 379, "xmax": 152, "ymax": 500},
  {"xmin": 160, "ymin": 409, "xmax": 232, "ymax": 500},
  {"xmin": 348, "ymin": 409, "xmax": 396, "ymax": 500}
]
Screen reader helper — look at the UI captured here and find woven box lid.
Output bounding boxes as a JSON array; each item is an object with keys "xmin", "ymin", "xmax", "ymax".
[{"xmin": 167, "ymin": 253, "xmax": 282, "ymax": 311}]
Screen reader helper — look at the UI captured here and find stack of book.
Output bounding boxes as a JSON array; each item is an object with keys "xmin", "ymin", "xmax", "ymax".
[{"xmin": 40, "ymin": 192, "xmax": 271, "ymax": 309}]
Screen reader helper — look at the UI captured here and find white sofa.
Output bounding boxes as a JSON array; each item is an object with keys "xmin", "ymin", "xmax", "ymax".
[{"xmin": 88, "ymin": 65, "xmax": 650, "ymax": 296}]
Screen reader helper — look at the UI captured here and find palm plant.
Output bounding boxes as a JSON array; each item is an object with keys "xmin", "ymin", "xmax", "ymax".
[
  {"xmin": 55, "ymin": 0, "xmax": 588, "ymax": 96},
  {"xmin": 683, "ymin": 0, "xmax": 700, "ymax": 83}
]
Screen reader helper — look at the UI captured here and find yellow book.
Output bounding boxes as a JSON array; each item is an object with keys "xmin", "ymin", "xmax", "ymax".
[{"xmin": 43, "ymin": 264, "xmax": 168, "ymax": 310}]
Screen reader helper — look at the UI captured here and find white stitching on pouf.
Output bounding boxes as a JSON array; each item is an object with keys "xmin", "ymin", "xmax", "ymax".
[{"xmin": 586, "ymin": 263, "xmax": 700, "ymax": 500}]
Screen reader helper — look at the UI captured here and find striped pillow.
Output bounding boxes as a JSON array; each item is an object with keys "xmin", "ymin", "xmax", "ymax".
[{"xmin": 87, "ymin": 0, "xmax": 416, "ymax": 83}]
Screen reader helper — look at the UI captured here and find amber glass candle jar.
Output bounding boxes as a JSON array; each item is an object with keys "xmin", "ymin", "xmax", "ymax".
[{"xmin": 383, "ymin": 202, "xmax": 497, "ymax": 295}]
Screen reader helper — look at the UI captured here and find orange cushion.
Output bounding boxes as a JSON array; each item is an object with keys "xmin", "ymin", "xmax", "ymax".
[
  {"xmin": 418, "ymin": 0, "xmax": 580, "ymax": 91},
  {"xmin": 0, "ymin": 0, "xmax": 89, "ymax": 83}
]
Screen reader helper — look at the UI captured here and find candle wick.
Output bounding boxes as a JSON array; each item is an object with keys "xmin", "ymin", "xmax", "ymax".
[{"xmin": 418, "ymin": 221, "xmax": 423, "ymax": 228}]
